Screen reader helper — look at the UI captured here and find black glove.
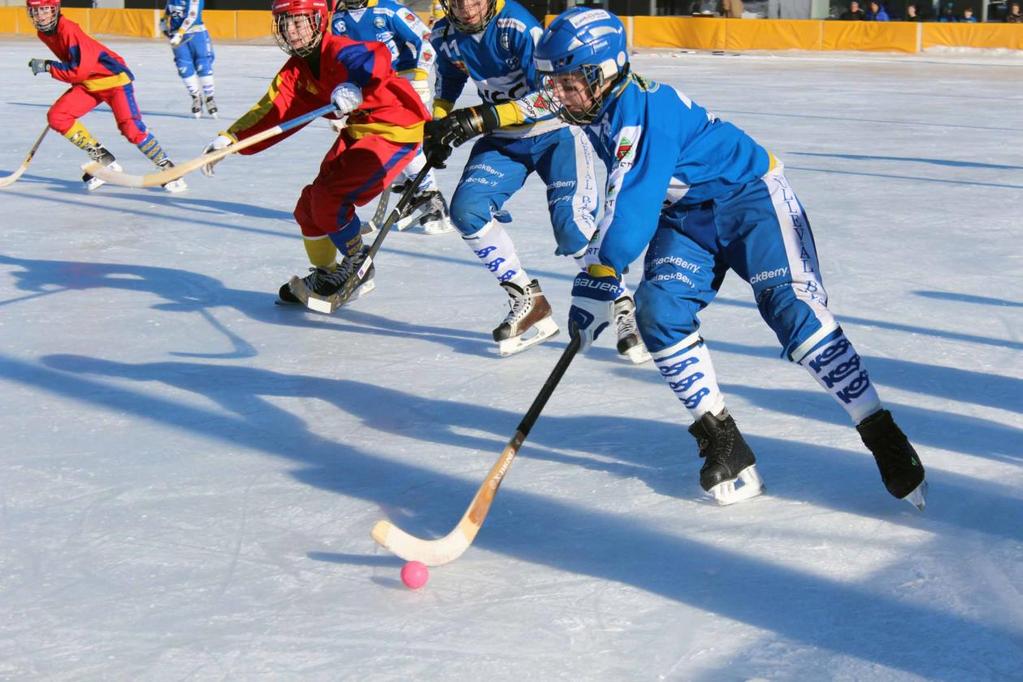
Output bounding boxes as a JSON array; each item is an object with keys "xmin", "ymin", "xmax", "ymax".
[{"xmin": 423, "ymin": 104, "xmax": 501, "ymax": 168}]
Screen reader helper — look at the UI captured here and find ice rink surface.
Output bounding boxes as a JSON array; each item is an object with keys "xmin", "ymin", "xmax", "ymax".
[{"xmin": 1, "ymin": 37, "xmax": 1021, "ymax": 680}]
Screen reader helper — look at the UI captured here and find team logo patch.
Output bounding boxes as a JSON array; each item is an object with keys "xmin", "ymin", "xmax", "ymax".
[
  {"xmin": 615, "ymin": 136, "xmax": 633, "ymax": 161},
  {"xmin": 532, "ymin": 93, "xmax": 550, "ymax": 110},
  {"xmin": 374, "ymin": 17, "xmax": 385, "ymax": 27},
  {"xmin": 500, "ymin": 32, "xmax": 510, "ymax": 50},
  {"xmin": 403, "ymin": 12, "xmax": 416, "ymax": 23}
]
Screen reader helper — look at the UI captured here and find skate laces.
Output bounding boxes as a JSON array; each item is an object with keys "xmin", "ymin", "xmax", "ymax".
[
  {"xmin": 503, "ymin": 283, "xmax": 534, "ymax": 324},
  {"xmin": 615, "ymin": 298, "xmax": 638, "ymax": 337},
  {"xmin": 303, "ymin": 266, "xmax": 346, "ymax": 294}
]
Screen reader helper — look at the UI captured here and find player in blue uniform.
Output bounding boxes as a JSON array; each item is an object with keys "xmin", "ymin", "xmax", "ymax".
[
  {"xmin": 421, "ymin": 0, "xmax": 648, "ymax": 361},
  {"xmin": 534, "ymin": 8, "xmax": 926, "ymax": 508},
  {"xmin": 331, "ymin": 0, "xmax": 454, "ymax": 234},
  {"xmin": 162, "ymin": 0, "xmax": 217, "ymax": 118}
]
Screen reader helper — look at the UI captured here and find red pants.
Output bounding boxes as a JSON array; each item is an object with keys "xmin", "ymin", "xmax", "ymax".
[
  {"xmin": 294, "ymin": 131, "xmax": 419, "ymax": 255},
  {"xmin": 48, "ymin": 83, "xmax": 148, "ymax": 145}
]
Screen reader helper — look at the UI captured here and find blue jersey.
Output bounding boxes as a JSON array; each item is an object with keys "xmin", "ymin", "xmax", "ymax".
[
  {"xmin": 430, "ymin": 0, "xmax": 560, "ymax": 137},
  {"xmin": 162, "ymin": 0, "xmax": 205, "ymax": 36},
  {"xmin": 586, "ymin": 74, "xmax": 771, "ymax": 276},
  {"xmin": 330, "ymin": 0, "xmax": 434, "ymax": 76}
]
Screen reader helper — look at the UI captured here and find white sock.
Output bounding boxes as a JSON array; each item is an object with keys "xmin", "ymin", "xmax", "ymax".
[
  {"xmin": 797, "ymin": 331, "xmax": 882, "ymax": 424},
  {"xmin": 182, "ymin": 74, "xmax": 200, "ymax": 96},
  {"xmin": 652, "ymin": 333, "xmax": 726, "ymax": 420},
  {"xmin": 462, "ymin": 221, "xmax": 530, "ymax": 289},
  {"xmin": 199, "ymin": 75, "xmax": 215, "ymax": 98}
]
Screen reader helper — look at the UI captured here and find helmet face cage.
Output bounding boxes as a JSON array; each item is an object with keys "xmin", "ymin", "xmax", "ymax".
[
  {"xmin": 27, "ymin": 3, "xmax": 59, "ymax": 32},
  {"xmin": 273, "ymin": 10, "xmax": 323, "ymax": 57},
  {"xmin": 539, "ymin": 64, "xmax": 611, "ymax": 126},
  {"xmin": 343, "ymin": 0, "xmax": 368, "ymax": 8},
  {"xmin": 440, "ymin": 0, "xmax": 496, "ymax": 34}
]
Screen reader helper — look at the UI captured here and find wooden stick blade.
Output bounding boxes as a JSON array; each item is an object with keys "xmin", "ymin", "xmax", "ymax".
[{"xmin": 371, "ymin": 518, "xmax": 477, "ymax": 567}]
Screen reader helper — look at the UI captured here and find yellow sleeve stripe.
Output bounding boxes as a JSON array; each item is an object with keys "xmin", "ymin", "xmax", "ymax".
[
  {"xmin": 587, "ymin": 264, "xmax": 618, "ymax": 279},
  {"xmin": 228, "ymin": 74, "xmax": 283, "ymax": 139}
]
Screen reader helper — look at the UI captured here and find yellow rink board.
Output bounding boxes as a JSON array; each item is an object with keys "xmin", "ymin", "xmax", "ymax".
[{"xmin": 2, "ymin": 8, "xmax": 1021, "ymax": 52}]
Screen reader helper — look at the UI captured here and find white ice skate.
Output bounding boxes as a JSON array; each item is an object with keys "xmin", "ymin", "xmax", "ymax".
[
  {"xmin": 83, "ymin": 160, "xmax": 122, "ymax": 191},
  {"xmin": 614, "ymin": 295, "xmax": 651, "ymax": 364},
  {"xmin": 705, "ymin": 465, "xmax": 765, "ymax": 506},
  {"xmin": 156, "ymin": 159, "xmax": 187, "ymax": 193},
  {"xmin": 493, "ymin": 279, "xmax": 560, "ymax": 356}
]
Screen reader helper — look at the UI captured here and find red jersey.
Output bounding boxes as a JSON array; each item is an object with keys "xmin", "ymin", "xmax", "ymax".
[
  {"xmin": 227, "ymin": 33, "xmax": 429, "ymax": 154},
  {"xmin": 37, "ymin": 17, "xmax": 134, "ymax": 92}
]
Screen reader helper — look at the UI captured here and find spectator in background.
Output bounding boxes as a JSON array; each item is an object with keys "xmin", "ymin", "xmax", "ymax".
[
  {"xmin": 939, "ymin": 1, "xmax": 958, "ymax": 20},
  {"xmin": 904, "ymin": 3, "xmax": 922, "ymax": 19},
  {"xmin": 840, "ymin": 0, "xmax": 867, "ymax": 18},
  {"xmin": 721, "ymin": 0, "xmax": 744, "ymax": 18},
  {"xmin": 866, "ymin": 0, "xmax": 890, "ymax": 18},
  {"xmin": 960, "ymin": 6, "xmax": 978, "ymax": 19},
  {"xmin": 1008, "ymin": 2, "xmax": 1023, "ymax": 21}
]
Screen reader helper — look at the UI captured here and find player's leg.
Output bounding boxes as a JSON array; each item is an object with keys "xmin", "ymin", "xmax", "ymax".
[
  {"xmin": 193, "ymin": 32, "xmax": 217, "ymax": 118},
  {"xmin": 47, "ymin": 86, "xmax": 121, "ymax": 189},
  {"xmin": 390, "ymin": 148, "xmax": 454, "ymax": 234},
  {"xmin": 172, "ymin": 40, "xmax": 202, "ymax": 117},
  {"xmin": 448, "ymin": 138, "xmax": 555, "ymax": 355},
  {"xmin": 719, "ymin": 166, "xmax": 925, "ymax": 507},
  {"xmin": 635, "ymin": 204, "xmax": 763, "ymax": 505},
  {"xmin": 103, "ymin": 84, "xmax": 186, "ymax": 192},
  {"xmin": 283, "ymin": 133, "xmax": 418, "ymax": 309}
]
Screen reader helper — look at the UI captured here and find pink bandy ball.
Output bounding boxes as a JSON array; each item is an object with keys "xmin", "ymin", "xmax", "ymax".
[{"xmin": 400, "ymin": 561, "xmax": 429, "ymax": 589}]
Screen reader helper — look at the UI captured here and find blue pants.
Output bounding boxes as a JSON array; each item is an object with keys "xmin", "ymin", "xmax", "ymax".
[
  {"xmin": 635, "ymin": 167, "xmax": 839, "ymax": 362},
  {"xmin": 448, "ymin": 127, "xmax": 598, "ymax": 257},
  {"xmin": 172, "ymin": 30, "xmax": 215, "ymax": 79}
]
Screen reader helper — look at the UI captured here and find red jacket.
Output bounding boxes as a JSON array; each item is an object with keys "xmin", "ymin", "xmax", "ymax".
[
  {"xmin": 37, "ymin": 17, "xmax": 134, "ymax": 91},
  {"xmin": 227, "ymin": 33, "xmax": 429, "ymax": 154}
]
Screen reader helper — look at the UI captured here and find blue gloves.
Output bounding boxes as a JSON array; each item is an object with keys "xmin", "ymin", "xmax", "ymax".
[
  {"xmin": 28, "ymin": 59, "xmax": 51, "ymax": 76},
  {"xmin": 569, "ymin": 269, "xmax": 623, "ymax": 351}
]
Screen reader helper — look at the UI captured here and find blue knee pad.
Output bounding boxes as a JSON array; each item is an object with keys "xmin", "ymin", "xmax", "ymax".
[
  {"xmin": 635, "ymin": 278, "xmax": 703, "ymax": 354},
  {"xmin": 172, "ymin": 43, "xmax": 195, "ymax": 78}
]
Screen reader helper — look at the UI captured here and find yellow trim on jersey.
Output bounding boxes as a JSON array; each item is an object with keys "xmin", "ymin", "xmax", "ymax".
[
  {"xmin": 767, "ymin": 152, "xmax": 778, "ymax": 173},
  {"xmin": 82, "ymin": 73, "xmax": 132, "ymax": 92},
  {"xmin": 228, "ymin": 74, "xmax": 284, "ymax": 139},
  {"xmin": 587, "ymin": 264, "xmax": 618, "ymax": 279},
  {"xmin": 398, "ymin": 68, "xmax": 429, "ymax": 81},
  {"xmin": 433, "ymin": 99, "xmax": 454, "ymax": 119},
  {"xmin": 347, "ymin": 120, "xmax": 425, "ymax": 144},
  {"xmin": 303, "ymin": 237, "xmax": 338, "ymax": 270}
]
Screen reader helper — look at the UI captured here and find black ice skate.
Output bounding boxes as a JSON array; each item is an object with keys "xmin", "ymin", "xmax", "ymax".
[
  {"xmin": 390, "ymin": 182, "xmax": 456, "ymax": 234},
  {"xmin": 492, "ymin": 279, "xmax": 559, "ymax": 356},
  {"xmin": 204, "ymin": 95, "xmax": 218, "ymax": 119},
  {"xmin": 280, "ymin": 248, "xmax": 375, "ymax": 313},
  {"xmin": 689, "ymin": 409, "xmax": 764, "ymax": 505},
  {"xmin": 190, "ymin": 92, "xmax": 202, "ymax": 118},
  {"xmin": 155, "ymin": 158, "xmax": 187, "ymax": 193},
  {"xmin": 81, "ymin": 145, "xmax": 121, "ymax": 192},
  {"xmin": 613, "ymin": 295, "xmax": 651, "ymax": 364},
  {"xmin": 857, "ymin": 409, "xmax": 927, "ymax": 510}
]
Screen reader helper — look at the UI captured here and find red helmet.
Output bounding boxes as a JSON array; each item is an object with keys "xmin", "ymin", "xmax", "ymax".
[
  {"xmin": 26, "ymin": 0, "xmax": 60, "ymax": 32},
  {"xmin": 271, "ymin": 0, "xmax": 328, "ymax": 57}
]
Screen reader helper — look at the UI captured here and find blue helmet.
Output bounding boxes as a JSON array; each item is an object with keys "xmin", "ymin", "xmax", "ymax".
[{"xmin": 534, "ymin": 8, "xmax": 629, "ymax": 125}]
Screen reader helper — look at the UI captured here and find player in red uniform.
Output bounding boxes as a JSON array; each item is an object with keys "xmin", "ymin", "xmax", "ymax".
[
  {"xmin": 26, "ymin": 0, "xmax": 185, "ymax": 192},
  {"xmin": 201, "ymin": 0, "xmax": 429, "ymax": 310}
]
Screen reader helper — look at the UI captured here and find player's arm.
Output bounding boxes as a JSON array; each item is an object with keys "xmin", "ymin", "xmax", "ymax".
[
  {"xmin": 593, "ymin": 127, "xmax": 679, "ymax": 278},
  {"xmin": 47, "ymin": 33, "xmax": 100, "ymax": 84},
  {"xmin": 430, "ymin": 24, "xmax": 468, "ymax": 118},
  {"xmin": 224, "ymin": 67, "xmax": 305, "ymax": 154},
  {"xmin": 393, "ymin": 7, "xmax": 434, "ymax": 83},
  {"xmin": 168, "ymin": 0, "xmax": 200, "ymax": 44}
]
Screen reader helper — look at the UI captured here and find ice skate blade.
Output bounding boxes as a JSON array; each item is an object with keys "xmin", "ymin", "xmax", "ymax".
[
  {"xmin": 705, "ymin": 465, "xmax": 765, "ymax": 506},
  {"xmin": 162, "ymin": 178, "xmax": 187, "ymax": 193},
  {"xmin": 497, "ymin": 317, "xmax": 560, "ymax": 357},
  {"xmin": 620, "ymin": 344, "xmax": 651, "ymax": 364},
  {"xmin": 901, "ymin": 479, "xmax": 927, "ymax": 511},
  {"xmin": 301, "ymin": 279, "xmax": 376, "ymax": 314},
  {"xmin": 421, "ymin": 218, "xmax": 456, "ymax": 235},
  {"xmin": 84, "ymin": 161, "xmax": 122, "ymax": 191}
]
